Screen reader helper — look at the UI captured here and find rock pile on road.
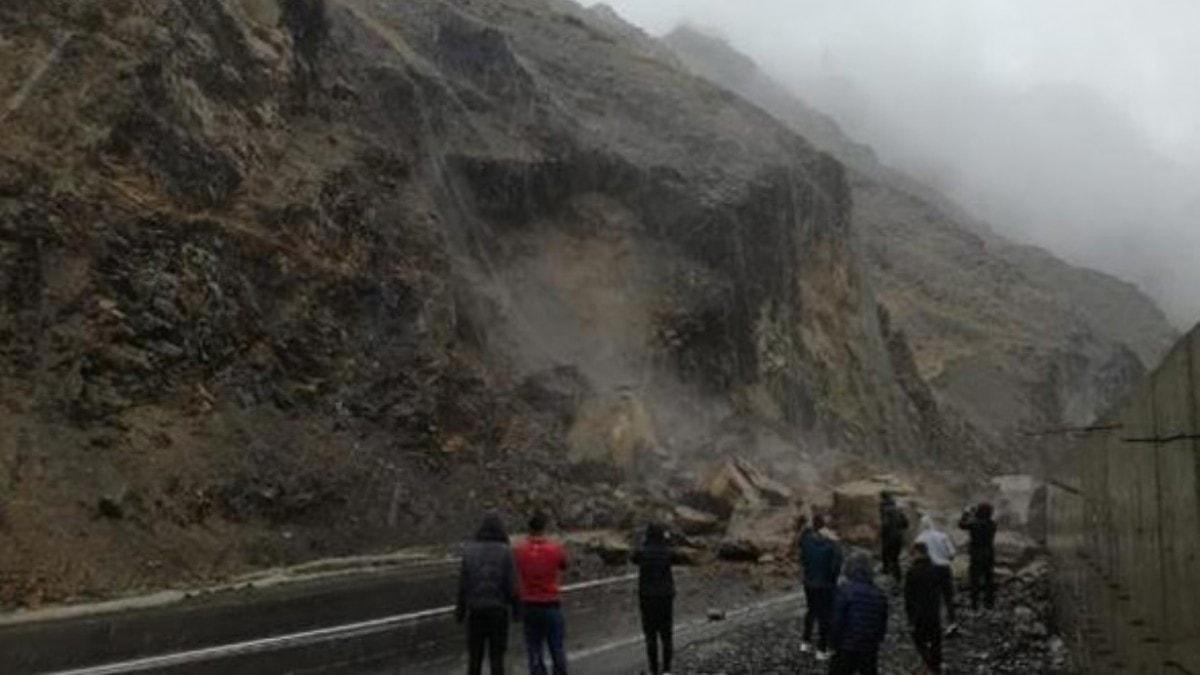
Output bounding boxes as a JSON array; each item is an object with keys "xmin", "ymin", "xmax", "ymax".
[{"xmin": 676, "ymin": 556, "xmax": 1074, "ymax": 674}]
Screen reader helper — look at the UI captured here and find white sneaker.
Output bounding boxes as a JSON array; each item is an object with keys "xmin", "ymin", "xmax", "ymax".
[
  {"xmin": 799, "ymin": 641, "xmax": 813, "ymax": 654},
  {"xmin": 815, "ymin": 650, "xmax": 832, "ymax": 662}
]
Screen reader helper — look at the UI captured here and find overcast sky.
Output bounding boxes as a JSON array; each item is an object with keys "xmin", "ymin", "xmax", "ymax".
[{"xmin": 599, "ymin": 0, "xmax": 1200, "ymax": 328}]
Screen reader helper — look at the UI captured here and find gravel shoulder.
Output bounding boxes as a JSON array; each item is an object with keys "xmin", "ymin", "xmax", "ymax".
[{"xmin": 676, "ymin": 561, "xmax": 1074, "ymax": 674}]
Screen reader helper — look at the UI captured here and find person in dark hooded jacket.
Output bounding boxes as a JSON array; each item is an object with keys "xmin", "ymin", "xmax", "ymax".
[
  {"xmin": 829, "ymin": 553, "xmax": 889, "ymax": 675},
  {"xmin": 457, "ymin": 513, "xmax": 519, "ymax": 675},
  {"xmin": 904, "ymin": 542, "xmax": 943, "ymax": 674},
  {"xmin": 632, "ymin": 523, "xmax": 675, "ymax": 675},
  {"xmin": 879, "ymin": 492, "xmax": 908, "ymax": 583},
  {"xmin": 798, "ymin": 513, "xmax": 843, "ymax": 660},
  {"xmin": 958, "ymin": 503, "xmax": 997, "ymax": 609}
]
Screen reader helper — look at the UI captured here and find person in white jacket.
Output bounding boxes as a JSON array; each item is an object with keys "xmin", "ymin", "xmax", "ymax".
[{"xmin": 915, "ymin": 515, "xmax": 958, "ymax": 634}]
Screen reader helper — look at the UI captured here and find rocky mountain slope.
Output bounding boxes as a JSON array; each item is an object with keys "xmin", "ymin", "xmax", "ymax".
[
  {"xmin": 664, "ymin": 25, "xmax": 1177, "ymax": 453},
  {"xmin": 0, "ymin": 0, "xmax": 974, "ymax": 606}
]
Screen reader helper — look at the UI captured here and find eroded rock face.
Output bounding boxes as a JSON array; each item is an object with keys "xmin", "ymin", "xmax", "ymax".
[
  {"xmin": 0, "ymin": 0, "xmax": 955, "ymax": 605},
  {"xmin": 663, "ymin": 25, "xmax": 1177, "ymax": 471}
]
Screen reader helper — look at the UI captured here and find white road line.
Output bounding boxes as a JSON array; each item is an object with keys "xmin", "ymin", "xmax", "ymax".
[{"xmin": 42, "ymin": 574, "xmax": 640, "ymax": 675}]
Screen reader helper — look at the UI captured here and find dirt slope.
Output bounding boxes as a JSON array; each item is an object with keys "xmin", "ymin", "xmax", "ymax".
[{"xmin": 0, "ymin": 0, "xmax": 964, "ymax": 606}]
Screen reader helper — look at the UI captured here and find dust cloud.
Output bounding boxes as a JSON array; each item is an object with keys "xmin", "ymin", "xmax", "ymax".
[{"xmin": 597, "ymin": 0, "xmax": 1200, "ymax": 328}]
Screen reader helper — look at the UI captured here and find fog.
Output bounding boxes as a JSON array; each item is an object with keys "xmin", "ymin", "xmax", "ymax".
[{"xmin": 598, "ymin": 1, "xmax": 1200, "ymax": 328}]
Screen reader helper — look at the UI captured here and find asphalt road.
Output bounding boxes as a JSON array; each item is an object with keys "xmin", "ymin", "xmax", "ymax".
[{"xmin": 1, "ymin": 560, "xmax": 800, "ymax": 675}]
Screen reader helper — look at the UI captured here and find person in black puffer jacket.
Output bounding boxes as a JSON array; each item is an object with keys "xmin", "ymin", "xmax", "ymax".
[
  {"xmin": 829, "ymin": 553, "xmax": 889, "ymax": 675},
  {"xmin": 632, "ymin": 523, "xmax": 675, "ymax": 675},
  {"xmin": 905, "ymin": 543, "xmax": 943, "ymax": 674},
  {"xmin": 456, "ymin": 513, "xmax": 519, "ymax": 675},
  {"xmin": 958, "ymin": 502, "xmax": 998, "ymax": 609}
]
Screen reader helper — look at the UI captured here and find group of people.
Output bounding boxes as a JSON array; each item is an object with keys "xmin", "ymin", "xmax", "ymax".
[
  {"xmin": 798, "ymin": 492, "xmax": 998, "ymax": 674},
  {"xmin": 455, "ymin": 493, "xmax": 997, "ymax": 675},
  {"xmin": 456, "ymin": 511, "xmax": 676, "ymax": 675},
  {"xmin": 457, "ymin": 511, "xmax": 569, "ymax": 675}
]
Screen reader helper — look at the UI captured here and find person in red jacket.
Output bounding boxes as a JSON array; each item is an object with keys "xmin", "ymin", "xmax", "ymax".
[{"xmin": 513, "ymin": 511, "xmax": 569, "ymax": 675}]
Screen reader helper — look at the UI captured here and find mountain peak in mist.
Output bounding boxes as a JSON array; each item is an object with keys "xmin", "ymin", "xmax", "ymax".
[{"xmin": 662, "ymin": 20, "xmax": 1177, "ymax": 447}]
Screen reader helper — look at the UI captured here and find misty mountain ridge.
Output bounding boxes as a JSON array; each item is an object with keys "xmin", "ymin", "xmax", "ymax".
[
  {"xmin": 663, "ymin": 23, "xmax": 1177, "ymax": 447},
  {"xmin": 688, "ymin": 17, "xmax": 1200, "ymax": 328}
]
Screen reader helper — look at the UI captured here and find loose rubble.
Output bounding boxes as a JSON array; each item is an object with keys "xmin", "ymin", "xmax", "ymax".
[{"xmin": 676, "ymin": 557, "xmax": 1075, "ymax": 674}]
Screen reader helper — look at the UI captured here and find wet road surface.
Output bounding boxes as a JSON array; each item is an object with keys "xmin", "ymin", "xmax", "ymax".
[{"xmin": 3, "ymin": 559, "xmax": 799, "ymax": 674}]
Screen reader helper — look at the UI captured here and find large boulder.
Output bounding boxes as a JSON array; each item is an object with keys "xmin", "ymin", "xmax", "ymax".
[
  {"xmin": 987, "ymin": 475, "xmax": 1042, "ymax": 531},
  {"xmin": 720, "ymin": 504, "xmax": 799, "ymax": 558},
  {"xmin": 831, "ymin": 475, "xmax": 917, "ymax": 538},
  {"xmin": 993, "ymin": 531, "xmax": 1042, "ymax": 569},
  {"xmin": 672, "ymin": 505, "xmax": 723, "ymax": 536},
  {"xmin": 840, "ymin": 524, "xmax": 877, "ymax": 548},
  {"xmin": 705, "ymin": 457, "xmax": 794, "ymax": 510}
]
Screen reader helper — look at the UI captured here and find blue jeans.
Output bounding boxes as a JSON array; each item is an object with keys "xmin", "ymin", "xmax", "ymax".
[{"xmin": 522, "ymin": 604, "xmax": 567, "ymax": 675}]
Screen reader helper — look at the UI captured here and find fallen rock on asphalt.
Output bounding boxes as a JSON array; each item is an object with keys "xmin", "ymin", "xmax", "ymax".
[
  {"xmin": 723, "ymin": 504, "xmax": 799, "ymax": 556},
  {"xmin": 673, "ymin": 504, "xmax": 723, "ymax": 536}
]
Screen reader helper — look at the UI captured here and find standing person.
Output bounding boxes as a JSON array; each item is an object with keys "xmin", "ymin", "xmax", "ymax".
[
  {"xmin": 915, "ymin": 515, "xmax": 958, "ymax": 634},
  {"xmin": 904, "ymin": 543, "xmax": 943, "ymax": 675},
  {"xmin": 799, "ymin": 513, "xmax": 843, "ymax": 662},
  {"xmin": 514, "ymin": 511, "xmax": 569, "ymax": 675},
  {"xmin": 879, "ymin": 492, "xmax": 909, "ymax": 584},
  {"xmin": 958, "ymin": 503, "xmax": 998, "ymax": 610},
  {"xmin": 632, "ymin": 523, "xmax": 675, "ymax": 675},
  {"xmin": 456, "ymin": 513, "xmax": 519, "ymax": 675},
  {"xmin": 828, "ymin": 553, "xmax": 889, "ymax": 675}
]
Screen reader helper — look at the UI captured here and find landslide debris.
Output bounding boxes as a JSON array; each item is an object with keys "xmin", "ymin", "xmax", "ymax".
[
  {"xmin": 0, "ymin": 0, "xmax": 958, "ymax": 606},
  {"xmin": 676, "ymin": 556, "xmax": 1074, "ymax": 674}
]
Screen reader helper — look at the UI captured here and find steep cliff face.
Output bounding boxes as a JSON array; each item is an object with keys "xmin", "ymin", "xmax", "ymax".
[
  {"xmin": 0, "ymin": 0, "xmax": 947, "ymax": 604},
  {"xmin": 664, "ymin": 25, "xmax": 1177, "ymax": 458}
]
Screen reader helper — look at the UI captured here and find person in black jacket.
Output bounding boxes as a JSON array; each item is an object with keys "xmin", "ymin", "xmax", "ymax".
[
  {"xmin": 904, "ymin": 543, "xmax": 943, "ymax": 674},
  {"xmin": 958, "ymin": 503, "xmax": 998, "ymax": 610},
  {"xmin": 456, "ymin": 513, "xmax": 519, "ymax": 675},
  {"xmin": 799, "ymin": 513, "xmax": 844, "ymax": 660},
  {"xmin": 829, "ymin": 553, "xmax": 889, "ymax": 675},
  {"xmin": 879, "ymin": 492, "xmax": 909, "ymax": 584},
  {"xmin": 632, "ymin": 523, "xmax": 675, "ymax": 675}
]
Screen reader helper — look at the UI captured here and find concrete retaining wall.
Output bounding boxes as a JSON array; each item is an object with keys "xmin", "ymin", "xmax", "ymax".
[{"xmin": 1047, "ymin": 324, "xmax": 1200, "ymax": 674}]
